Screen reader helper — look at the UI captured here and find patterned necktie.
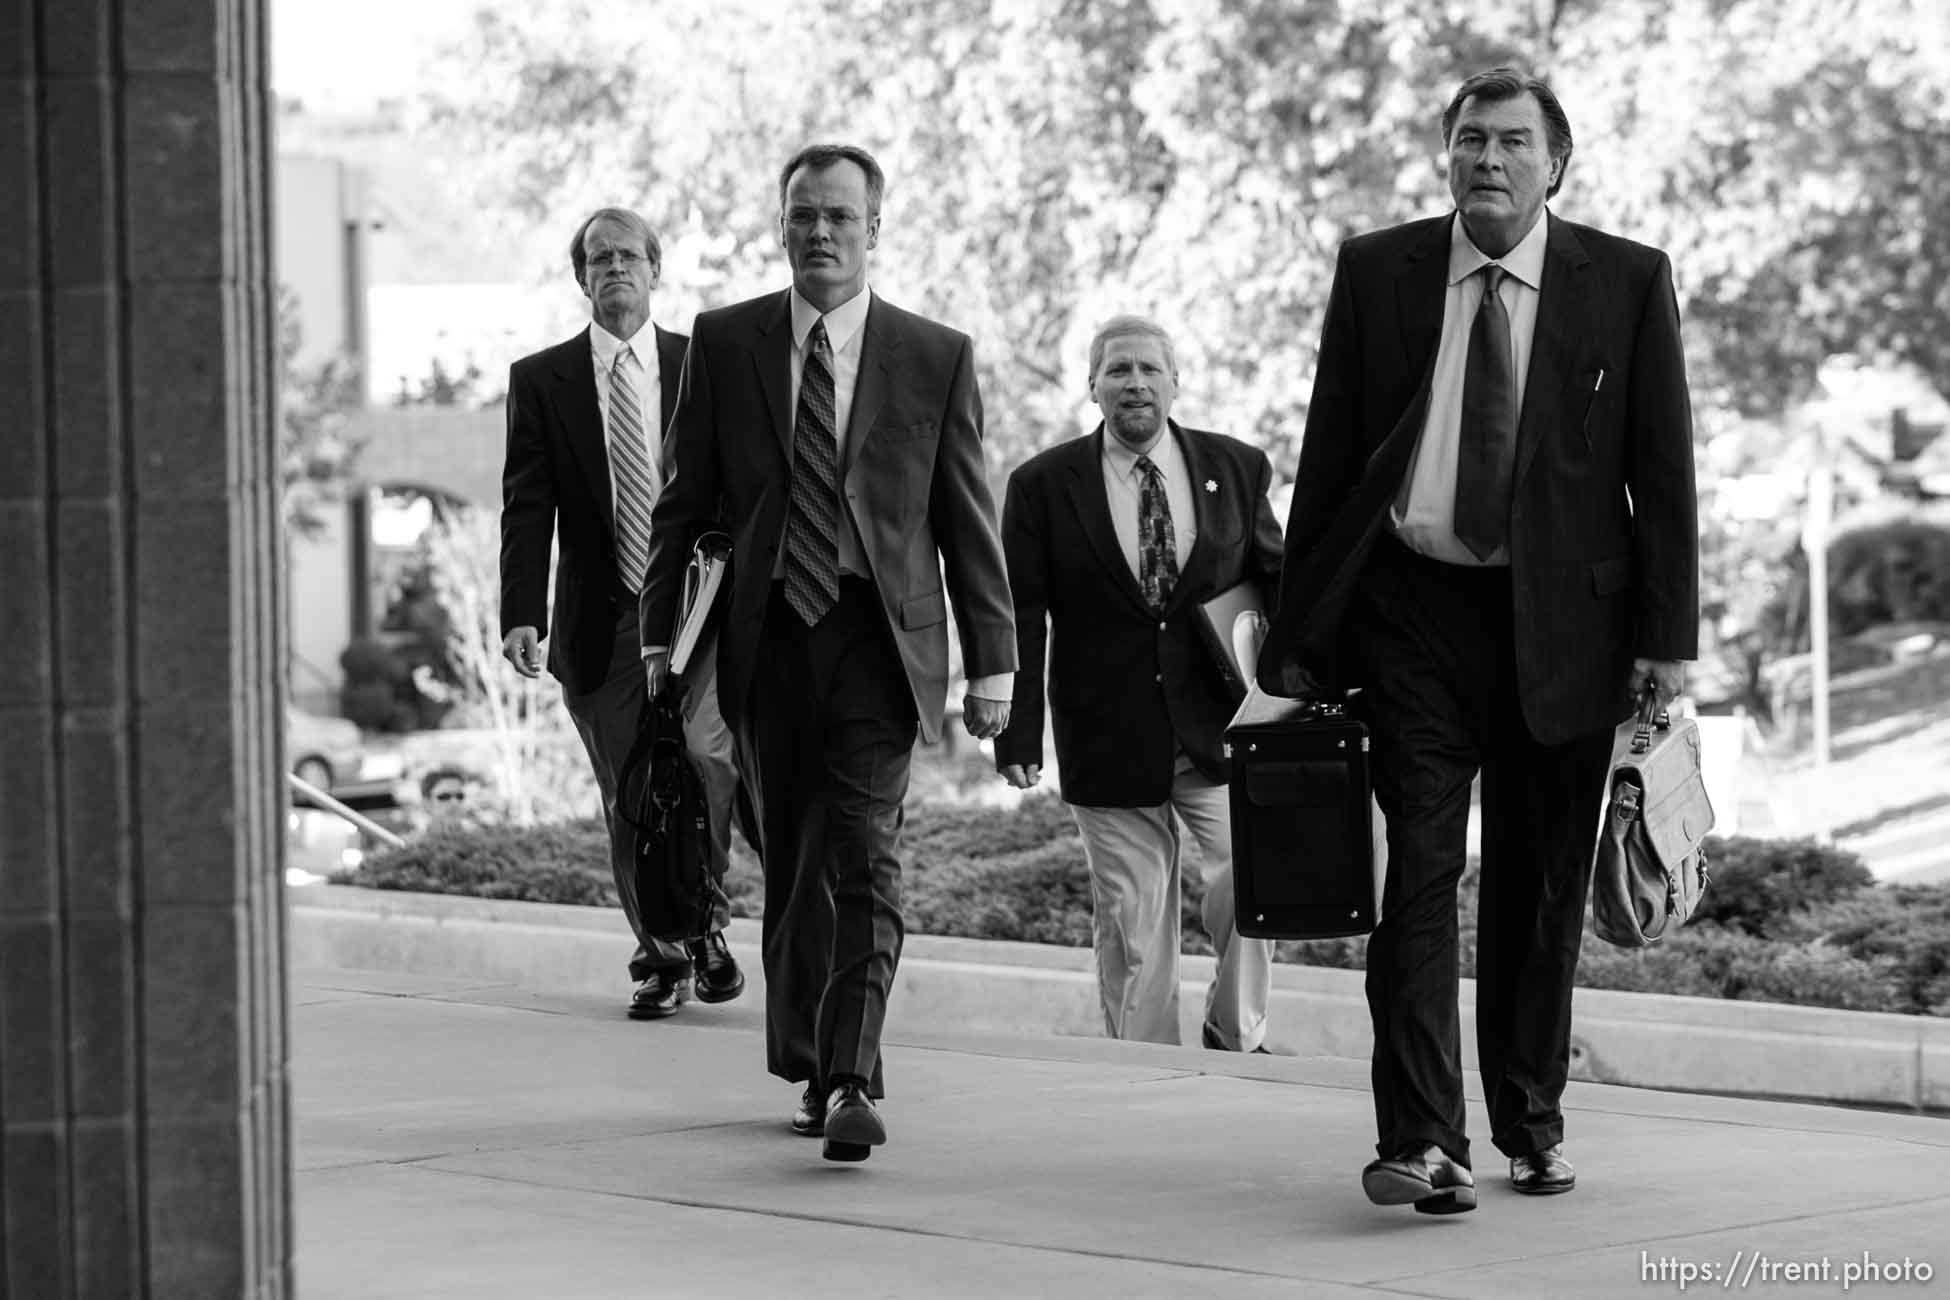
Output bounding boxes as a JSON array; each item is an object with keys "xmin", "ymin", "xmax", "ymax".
[
  {"xmin": 1135, "ymin": 453, "xmax": 1178, "ymax": 611},
  {"xmin": 608, "ymin": 345, "xmax": 659, "ymax": 592},
  {"xmin": 783, "ymin": 318, "xmax": 841, "ymax": 626},
  {"xmin": 1454, "ymin": 263, "xmax": 1516, "ymax": 561}
]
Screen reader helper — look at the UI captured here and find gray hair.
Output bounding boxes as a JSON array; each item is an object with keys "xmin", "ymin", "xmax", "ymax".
[{"xmin": 1087, "ymin": 315, "xmax": 1177, "ymax": 382}]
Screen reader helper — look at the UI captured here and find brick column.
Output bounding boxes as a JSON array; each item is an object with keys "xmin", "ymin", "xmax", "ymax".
[{"xmin": 1, "ymin": 1, "xmax": 289, "ymax": 1296}]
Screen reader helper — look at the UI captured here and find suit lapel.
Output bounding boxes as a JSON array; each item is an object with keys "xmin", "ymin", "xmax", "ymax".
[
  {"xmin": 754, "ymin": 290, "xmax": 795, "ymax": 462},
  {"xmin": 554, "ymin": 328, "xmax": 614, "ymax": 538},
  {"xmin": 1394, "ymin": 217, "xmax": 1451, "ymax": 380},
  {"xmin": 842, "ymin": 297, "xmax": 896, "ymax": 475},
  {"xmin": 654, "ymin": 325, "xmax": 685, "ymax": 441},
  {"xmin": 1513, "ymin": 213, "xmax": 1594, "ymax": 491},
  {"xmin": 1164, "ymin": 423, "xmax": 1215, "ymax": 614},
  {"xmin": 1067, "ymin": 427, "xmax": 1153, "ymax": 617}
]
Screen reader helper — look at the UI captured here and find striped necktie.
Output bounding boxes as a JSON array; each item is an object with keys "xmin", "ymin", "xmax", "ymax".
[
  {"xmin": 1135, "ymin": 453, "xmax": 1178, "ymax": 610},
  {"xmin": 783, "ymin": 318, "xmax": 840, "ymax": 626},
  {"xmin": 608, "ymin": 345, "xmax": 659, "ymax": 592}
]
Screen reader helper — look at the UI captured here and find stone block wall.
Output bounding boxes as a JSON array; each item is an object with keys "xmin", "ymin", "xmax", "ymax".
[{"xmin": 0, "ymin": 1, "xmax": 289, "ymax": 1295}]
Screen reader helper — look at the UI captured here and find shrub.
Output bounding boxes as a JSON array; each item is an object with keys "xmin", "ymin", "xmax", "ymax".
[
  {"xmin": 904, "ymin": 839, "xmax": 1096, "ymax": 947},
  {"xmin": 348, "ymin": 815, "xmax": 766, "ymax": 913},
  {"xmin": 1578, "ymin": 925, "xmax": 1903, "ymax": 1013},
  {"xmin": 1774, "ymin": 884, "xmax": 1950, "ymax": 1015},
  {"xmin": 1691, "ymin": 836, "xmax": 1875, "ymax": 935},
  {"xmin": 341, "ymin": 805, "xmax": 1950, "ymax": 1018}
]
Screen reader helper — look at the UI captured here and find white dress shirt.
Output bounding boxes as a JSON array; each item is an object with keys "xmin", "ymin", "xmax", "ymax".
[
  {"xmin": 1101, "ymin": 424, "xmax": 1197, "ymax": 589},
  {"xmin": 1393, "ymin": 210, "xmax": 1549, "ymax": 566},
  {"xmin": 589, "ymin": 319, "xmax": 663, "ymax": 516}
]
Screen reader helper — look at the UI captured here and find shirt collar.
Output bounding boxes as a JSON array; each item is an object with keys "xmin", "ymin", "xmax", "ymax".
[
  {"xmin": 791, "ymin": 285, "xmax": 872, "ymax": 354},
  {"xmin": 590, "ymin": 318, "xmax": 658, "ymax": 372},
  {"xmin": 1101, "ymin": 421, "xmax": 1176, "ymax": 480},
  {"xmin": 1447, "ymin": 208, "xmax": 1549, "ymax": 291}
]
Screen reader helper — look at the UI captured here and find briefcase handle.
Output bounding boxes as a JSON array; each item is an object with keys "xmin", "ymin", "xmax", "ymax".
[{"xmin": 1630, "ymin": 690, "xmax": 1671, "ymax": 756}]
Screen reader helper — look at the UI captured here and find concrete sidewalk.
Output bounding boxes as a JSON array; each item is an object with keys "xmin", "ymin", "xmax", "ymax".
[{"xmin": 295, "ymin": 967, "xmax": 1948, "ymax": 1299}]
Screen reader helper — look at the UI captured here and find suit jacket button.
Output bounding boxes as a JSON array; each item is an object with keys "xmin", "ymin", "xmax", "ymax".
[
  {"xmin": 1158, "ymin": 621, "xmax": 1167, "ymax": 630},
  {"xmin": 1154, "ymin": 673, "xmax": 1162, "ymax": 683}
]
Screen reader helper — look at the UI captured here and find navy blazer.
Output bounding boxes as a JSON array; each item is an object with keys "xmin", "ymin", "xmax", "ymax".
[
  {"xmin": 499, "ymin": 323, "xmax": 687, "ymax": 697},
  {"xmin": 995, "ymin": 422, "xmax": 1283, "ymax": 808},
  {"xmin": 1257, "ymin": 212, "xmax": 1699, "ymax": 744}
]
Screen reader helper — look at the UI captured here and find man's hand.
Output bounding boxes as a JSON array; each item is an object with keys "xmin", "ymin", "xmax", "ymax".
[
  {"xmin": 502, "ymin": 627, "xmax": 543, "ymax": 679},
  {"xmin": 644, "ymin": 649, "xmax": 671, "ymax": 701},
  {"xmin": 963, "ymin": 694, "xmax": 1011, "ymax": 741},
  {"xmin": 1627, "ymin": 657, "xmax": 1686, "ymax": 715},
  {"xmin": 1000, "ymin": 762, "xmax": 1041, "ymax": 790}
]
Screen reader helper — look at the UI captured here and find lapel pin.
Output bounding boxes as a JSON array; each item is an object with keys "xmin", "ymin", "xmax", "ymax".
[{"xmin": 1204, "ymin": 479, "xmax": 1218, "ymax": 493}]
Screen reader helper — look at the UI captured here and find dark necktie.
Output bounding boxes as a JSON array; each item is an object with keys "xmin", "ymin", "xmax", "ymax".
[
  {"xmin": 1135, "ymin": 454, "xmax": 1178, "ymax": 610},
  {"xmin": 783, "ymin": 318, "xmax": 841, "ymax": 626},
  {"xmin": 1454, "ymin": 263, "xmax": 1516, "ymax": 561}
]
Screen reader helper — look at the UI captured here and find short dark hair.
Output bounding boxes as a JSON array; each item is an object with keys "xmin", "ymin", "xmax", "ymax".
[
  {"xmin": 1441, "ymin": 67, "xmax": 1574, "ymax": 198},
  {"xmin": 777, "ymin": 144, "xmax": 886, "ymax": 217},
  {"xmin": 568, "ymin": 208, "xmax": 661, "ymax": 289}
]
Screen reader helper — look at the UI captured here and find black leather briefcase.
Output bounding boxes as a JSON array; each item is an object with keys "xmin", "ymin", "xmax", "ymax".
[{"xmin": 1225, "ymin": 690, "xmax": 1380, "ymax": 940}]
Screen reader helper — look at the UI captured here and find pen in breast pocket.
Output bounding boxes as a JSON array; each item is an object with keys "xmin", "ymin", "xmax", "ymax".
[{"xmin": 1593, "ymin": 368, "xmax": 1606, "ymax": 392}]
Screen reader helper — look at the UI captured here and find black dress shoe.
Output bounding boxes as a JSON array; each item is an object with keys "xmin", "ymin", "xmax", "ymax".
[
  {"xmin": 1361, "ymin": 1145, "xmax": 1477, "ymax": 1215},
  {"xmin": 821, "ymin": 1082, "xmax": 886, "ymax": 1162},
  {"xmin": 1509, "ymin": 1144, "xmax": 1576, "ymax": 1195},
  {"xmin": 687, "ymin": 931, "xmax": 746, "ymax": 1004},
  {"xmin": 1200, "ymin": 1022, "xmax": 1272, "ymax": 1054},
  {"xmin": 790, "ymin": 1083, "xmax": 825, "ymax": 1138},
  {"xmin": 627, "ymin": 971, "xmax": 686, "ymax": 1021}
]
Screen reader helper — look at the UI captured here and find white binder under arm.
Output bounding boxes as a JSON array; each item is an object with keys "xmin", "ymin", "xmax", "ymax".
[{"xmin": 668, "ymin": 531, "xmax": 732, "ymax": 677}]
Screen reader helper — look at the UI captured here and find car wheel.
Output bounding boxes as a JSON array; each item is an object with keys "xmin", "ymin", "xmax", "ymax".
[{"xmin": 293, "ymin": 757, "xmax": 334, "ymax": 791}]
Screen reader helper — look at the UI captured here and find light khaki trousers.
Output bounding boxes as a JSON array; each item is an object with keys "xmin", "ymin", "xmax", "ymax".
[{"xmin": 1068, "ymin": 755, "xmax": 1272, "ymax": 1048}]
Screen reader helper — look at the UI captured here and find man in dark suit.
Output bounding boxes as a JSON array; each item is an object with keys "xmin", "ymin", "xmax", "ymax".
[
  {"xmin": 642, "ymin": 145, "xmax": 1016, "ymax": 1162},
  {"xmin": 1257, "ymin": 69, "xmax": 1698, "ymax": 1214},
  {"xmin": 994, "ymin": 316, "xmax": 1281, "ymax": 1051},
  {"xmin": 500, "ymin": 207, "xmax": 748, "ymax": 1022}
]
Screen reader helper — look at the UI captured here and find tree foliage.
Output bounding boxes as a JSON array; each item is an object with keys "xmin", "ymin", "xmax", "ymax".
[{"xmin": 417, "ymin": 0, "xmax": 1947, "ymax": 460}]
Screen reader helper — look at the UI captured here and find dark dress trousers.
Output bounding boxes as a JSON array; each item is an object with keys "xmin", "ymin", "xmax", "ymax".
[
  {"xmin": 501, "ymin": 324, "xmax": 739, "ymax": 980},
  {"xmin": 640, "ymin": 290, "xmax": 1016, "ymax": 1095},
  {"xmin": 1257, "ymin": 212, "xmax": 1699, "ymax": 1166},
  {"xmin": 993, "ymin": 421, "xmax": 1283, "ymax": 807}
]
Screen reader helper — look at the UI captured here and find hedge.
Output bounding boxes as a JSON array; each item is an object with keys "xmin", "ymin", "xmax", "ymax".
[{"xmin": 342, "ymin": 801, "xmax": 1950, "ymax": 1016}]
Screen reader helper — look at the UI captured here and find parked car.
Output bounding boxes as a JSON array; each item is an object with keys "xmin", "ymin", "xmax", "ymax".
[{"xmin": 286, "ymin": 706, "xmax": 365, "ymax": 791}]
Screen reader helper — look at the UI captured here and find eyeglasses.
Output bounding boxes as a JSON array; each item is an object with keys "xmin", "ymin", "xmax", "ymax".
[
  {"xmin": 430, "ymin": 789, "xmax": 467, "ymax": 804},
  {"xmin": 588, "ymin": 250, "xmax": 649, "ymax": 270}
]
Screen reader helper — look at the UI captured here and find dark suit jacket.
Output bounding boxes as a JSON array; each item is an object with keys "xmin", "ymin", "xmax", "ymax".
[
  {"xmin": 639, "ymin": 290, "xmax": 1016, "ymax": 744},
  {"xmin": 1257, "ymin": 212, "xmax": 1699, "ymax": 745},
  {"xmin": 994, "ymin": 422, "xmax": 1283, "ymax": 808},
  {"xmin": 499, "ymin": 324, "xmax": 687, "ymax": 698}
]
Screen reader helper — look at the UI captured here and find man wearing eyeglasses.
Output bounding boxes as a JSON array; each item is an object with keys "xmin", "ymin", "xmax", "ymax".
[
  {"xmin": 642, "ymin": 145, "xmax": 1016, "ymax": 1162},
  {"xmin": 500, "ymin": 207, "xmax": 750, "ymax": 1023}
]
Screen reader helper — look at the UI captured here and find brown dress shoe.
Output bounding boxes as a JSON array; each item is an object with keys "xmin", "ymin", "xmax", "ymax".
[
  {"xmin": 821, "ymin": 1082, "xmax": 886, "ymax": 1163},
  {"xmin": 1361, "ymin": 1144, "xmax": 1477, "ymax": 1215},
  {"xmin": 790, "ymin": 1083, "xmax": 826, "ymax": 1137},
  {"xmin": 687, "ymin": 930, "xmax": 746, "ymax": 1004},
  {"xmin": 1510, "ymin": 1144, "xmax": 1576, "ymax": 1195},
  {"xmin": 627, "ymin": 971, "xmax": 685, "ymax": 1020}
]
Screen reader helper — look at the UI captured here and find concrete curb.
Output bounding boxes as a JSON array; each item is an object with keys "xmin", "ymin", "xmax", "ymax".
[{"xmin": 291, "ymin": 885, "xmax": 1950, "ymax": 1113}]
